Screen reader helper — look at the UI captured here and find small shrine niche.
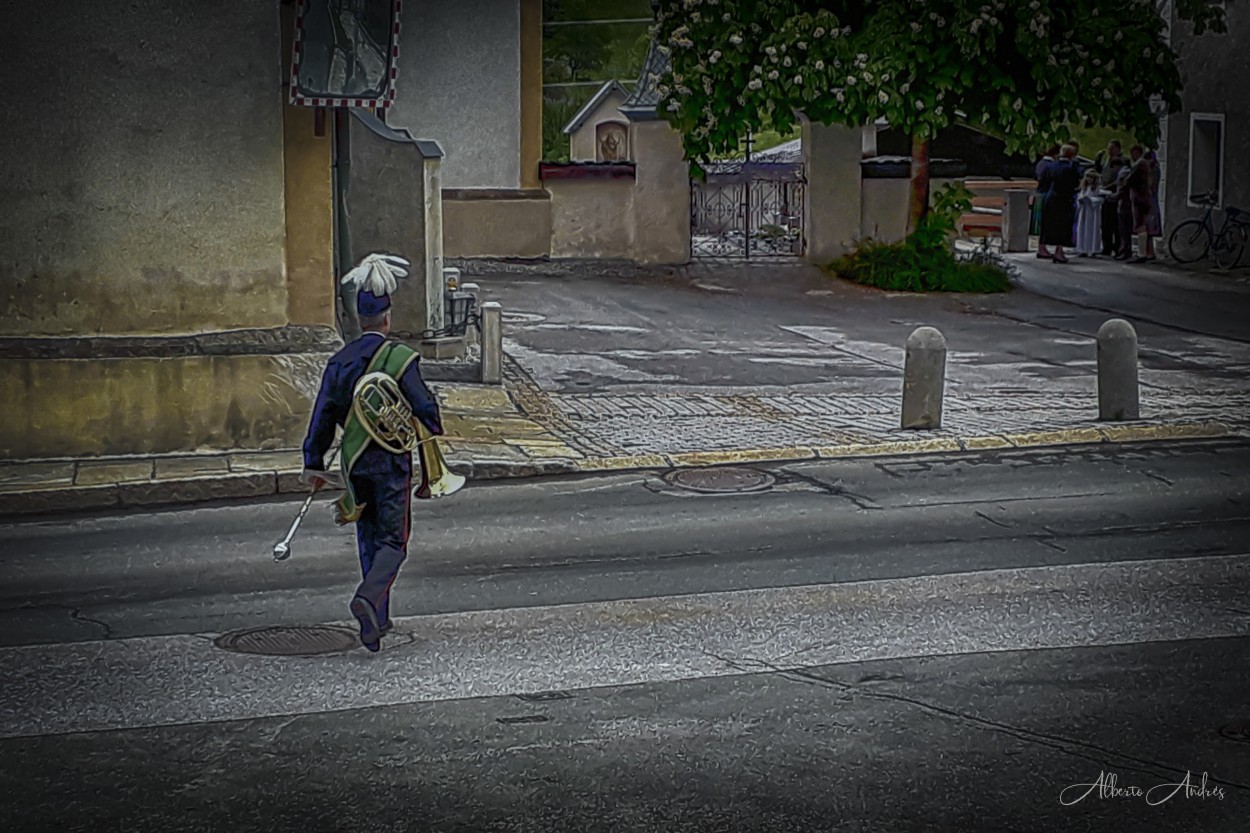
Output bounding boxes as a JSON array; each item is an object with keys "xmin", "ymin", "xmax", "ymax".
[{"xmin": 596, "ymin": 121, "xmax": 628, "ymax": 163}]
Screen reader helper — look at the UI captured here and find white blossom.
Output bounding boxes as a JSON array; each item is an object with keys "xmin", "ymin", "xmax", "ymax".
[
  {"xmin": 729, "ymin": 34, "xmax": 743, "ymax": 45},
  {"xmin": 878, "ymin": 90, "xmax": 889, "ymax": 104},
  {"xmin": 794, "ymin": 75, "xmax": 803, "ymax": 85},
  {"xmin": 768, "ymin": 69, "xmax": 780, "ymax": 80},
  {"xmin": 748, "ymin": 78, "xmax": 763, "ymax": 90}
]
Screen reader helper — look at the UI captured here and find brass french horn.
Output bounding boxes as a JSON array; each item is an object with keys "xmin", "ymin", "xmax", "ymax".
[{"xmin": 352, "ymin": 371, "xmax": 466, "ymax": 499}]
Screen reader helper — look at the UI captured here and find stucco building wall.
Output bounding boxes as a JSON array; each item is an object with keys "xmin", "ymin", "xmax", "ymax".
[
  {"xmin": 0, "ymin": 0, "xmax": 339, "ymax": 460},
  {"xmin": 1164, "ymin": 6, "xmax": 1249, "ymax": 233},
  {"xmin": 549, "ymin": 179, "xmax": 636, "ymax": 259},
  {"xmin": 390, "ymin": 0, "xmax": 522, "ymax": 189},
  {"xmin": 860, "ymin": 177, "xmax": 963, "ymax": 245},
  {"xmin": 444, "ymin": 192, "xmax": 552, "ymax": 259},
  {"xmin": 0, "ymin": 0, "xmax": 291, "ymax": 338}
]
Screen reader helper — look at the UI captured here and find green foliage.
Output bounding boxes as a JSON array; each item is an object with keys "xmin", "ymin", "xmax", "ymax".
[
  {"xmin": 1066, "ymin": 124, "xmax": 1138, "ymax": 157},
  {"xmin": 652, "ymin": 0, "xmax": 1227, "ymax": 166},
  {"xmin": 541, "ymin": 92, "xmax": 581, "ymax": 161},
  {"xmin": 831, "ymin": 236, "xmax": 1012, "ymax": 293},
  {"xmin": 830, "ymin": 185, "xmax": 1009, "ymax": 293},
  {"xmin": 541, "ymin": 0, "xmax": 653, "ymax": 161}
]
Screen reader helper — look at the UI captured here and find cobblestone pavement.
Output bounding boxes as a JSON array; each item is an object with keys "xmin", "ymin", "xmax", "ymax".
[{"xmin": 494, "ymin": 353, "xmax": 1247, "ymax": 460}]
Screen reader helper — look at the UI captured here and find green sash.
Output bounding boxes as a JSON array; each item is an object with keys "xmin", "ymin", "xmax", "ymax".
[{"xmin": 334, "ymin": 339, "xmax": 421, "ymax": 524}]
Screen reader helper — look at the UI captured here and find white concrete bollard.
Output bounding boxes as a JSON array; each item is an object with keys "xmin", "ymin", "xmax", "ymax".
[
  {"xmin": 1002, "ymin": 189, "xmax": 1031, "ymax": 253},
  {"xmin": 1097, "ymin": 319, "xmax": 1140, "ymax": 421},
  {"xmin": 480, "ymin": 302, "xmax": 503, "ymax": 385},
  {"xmin": 902, "ymin": 326, "xmax": 947, "ymax": 429}
]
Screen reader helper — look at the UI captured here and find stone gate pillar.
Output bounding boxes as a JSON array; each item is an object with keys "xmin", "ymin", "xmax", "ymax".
[{"xmin": 801, "ymin": 117, "xmax": 864, "ymax": 263}]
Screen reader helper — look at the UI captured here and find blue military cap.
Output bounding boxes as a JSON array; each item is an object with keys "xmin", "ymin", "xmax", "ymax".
[{"xmin": 357, "ymin": 288, "xmax": 391, "ymax": 317}]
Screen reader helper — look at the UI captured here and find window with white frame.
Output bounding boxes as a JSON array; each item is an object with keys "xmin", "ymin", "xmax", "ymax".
[{"xmin": 1188, "ymin": 113, "xmax": 1225, "ymax": 208}]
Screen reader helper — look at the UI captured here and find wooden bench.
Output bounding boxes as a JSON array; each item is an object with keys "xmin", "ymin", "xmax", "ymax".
[{"xmin": 956, "ymin": 180, "xmax": 1037, "ymax": 246}]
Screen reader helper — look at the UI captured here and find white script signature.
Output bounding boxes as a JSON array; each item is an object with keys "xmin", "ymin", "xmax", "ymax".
[{"xmin": 1061, "ymin": 770, "xmax": 1226, "ymax": 806}]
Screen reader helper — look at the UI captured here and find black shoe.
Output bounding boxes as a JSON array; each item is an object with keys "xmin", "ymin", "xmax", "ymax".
[{"xmin": 350, "ymin": 596, "xmax": 382, "ymax": 652}]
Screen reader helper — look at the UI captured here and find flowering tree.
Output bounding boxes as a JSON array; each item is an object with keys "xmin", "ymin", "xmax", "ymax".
[{"xmin": 653, "ymin": 0, "xmax": 1226, "ymax": 230}]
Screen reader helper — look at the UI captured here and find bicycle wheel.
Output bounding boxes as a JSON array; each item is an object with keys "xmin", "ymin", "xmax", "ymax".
[
  {"xmin": 1213, "ymin": 224, "xmax": 1248, "ymax": 269},
  {"xmin": 1168, "ymin": 219, "xmax": 1210, "ymax": 263}
]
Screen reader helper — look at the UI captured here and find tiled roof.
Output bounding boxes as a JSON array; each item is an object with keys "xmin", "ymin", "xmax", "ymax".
[
  {"xmin": 561, "ymin": 80, "xmax": 630, "ymax": 134},
  {"xmin": 620, "ymin": 37, "xmax": 671, "ymax": 117}
]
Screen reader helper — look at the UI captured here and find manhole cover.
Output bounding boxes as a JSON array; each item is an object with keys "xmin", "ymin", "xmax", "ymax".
[
  {"xmin": 1219, "ymin": 721, "xmax": 1250, "ymax": 743},
  {"xmin": 214, "ymin": 625, "xmax": 360, "ymax": 657},
  {"xmin": 664, "ymin": 467, "xmax": 776, "ymax": 494}
]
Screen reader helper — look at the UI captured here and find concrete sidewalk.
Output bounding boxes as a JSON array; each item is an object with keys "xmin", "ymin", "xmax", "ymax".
[
  {"xmin": 0, "ymin": 360, "xmax": 1238, "ymax": 517},
  {"xmin": 4, "ymin": 258, "xmax": 1248, "ymax": 517}
]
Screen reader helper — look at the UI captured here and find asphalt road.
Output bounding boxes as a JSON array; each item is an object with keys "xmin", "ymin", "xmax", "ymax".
[
  {"xmin": 1006, "ymin": 253, "xmax": 1250, "ymax": 344},
  {"xmin": 2, "ymin": 439, "xmax": 1249, "ymax": 831}
]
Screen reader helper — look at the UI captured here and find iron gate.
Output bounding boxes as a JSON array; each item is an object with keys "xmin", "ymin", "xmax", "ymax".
[{"xmin": 691, "ymin": 159, "xmax": 806, "ymax": 259}]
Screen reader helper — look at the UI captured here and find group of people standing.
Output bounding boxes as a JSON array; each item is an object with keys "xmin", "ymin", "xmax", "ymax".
[{"xmin": 1030, "ymin": 140, "xmax": 1162, "ymax": 264}]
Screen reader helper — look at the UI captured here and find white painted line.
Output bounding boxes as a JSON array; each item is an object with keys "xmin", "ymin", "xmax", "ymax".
[{"xmin": 0, "ymin": 554, "xmax": 1246, "ymax": 740}]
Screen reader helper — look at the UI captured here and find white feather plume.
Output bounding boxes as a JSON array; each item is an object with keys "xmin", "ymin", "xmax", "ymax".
[{"xmin": 340, "ymin": 253, "xmax": 410, "ymax": 296}]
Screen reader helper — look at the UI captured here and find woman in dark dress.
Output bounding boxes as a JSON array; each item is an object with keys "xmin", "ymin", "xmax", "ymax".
[{"xmin": 1038, "ymin": 144, "xmax": 1082, "ymax": 263}]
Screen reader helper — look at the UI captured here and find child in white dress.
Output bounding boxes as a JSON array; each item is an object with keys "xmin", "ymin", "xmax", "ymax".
[{"xmin": 1075, "ymin": 171, "xmax": 1105, "ymax": 257}]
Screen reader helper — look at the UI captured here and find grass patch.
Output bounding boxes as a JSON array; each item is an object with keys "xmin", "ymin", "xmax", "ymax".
[
  {"xmin": 829, "ymin": 183, "xmax": 1014, "ymax": 294},
  {"xmin": 830, "ymin": 239, "xmax": 1012, "ymax": 293}
]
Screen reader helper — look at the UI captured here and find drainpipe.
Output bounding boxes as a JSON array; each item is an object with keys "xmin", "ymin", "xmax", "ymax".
[{"xmin": 331, "ymin": 107, "xmax": 359, "ymax": 340}]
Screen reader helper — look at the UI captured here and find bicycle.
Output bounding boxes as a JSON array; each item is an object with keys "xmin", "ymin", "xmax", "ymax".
[{"xmin": 1167, "ymin": 192, "xmax": 1248, "ymax": 269}]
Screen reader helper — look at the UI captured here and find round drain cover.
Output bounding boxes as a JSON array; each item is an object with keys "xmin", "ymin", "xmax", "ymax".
[
  {"xmin": 664, "ymin": 466, "xmax": 776, "ymax": 494},
  {"xmin": 215, "ymin": 625, "xmax": 359, "ymax": 657}
]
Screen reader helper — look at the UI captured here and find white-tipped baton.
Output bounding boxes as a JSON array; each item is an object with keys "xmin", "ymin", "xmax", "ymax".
[{"xmin": 273, "ymin": 445, "xmax": 341, "ymax": 562}]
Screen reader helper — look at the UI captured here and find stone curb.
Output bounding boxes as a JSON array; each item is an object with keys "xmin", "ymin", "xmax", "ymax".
[
  {"xmin": 0, "ymin": 421, "xmax": 1235, "ymax": 518},
  {"xmin": 561, "ymin": 421, "xmax": 1236, "ymax": 475}
]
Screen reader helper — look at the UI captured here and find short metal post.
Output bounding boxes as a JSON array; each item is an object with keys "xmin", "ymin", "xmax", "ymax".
[
  {"xmin": 480, "ymin": 302, "xmax": 503, "ymax": 385},
  {"xmin": 1097, "ymin": 319, "xmax": 1140, "ymax": 420},
  {"xmin": 902, "ymin": 326, "xmax": 947, "ymax": 429},
  {"xmin": 461, "ymin": 283, "xmax": 481, "ymax": 347}
]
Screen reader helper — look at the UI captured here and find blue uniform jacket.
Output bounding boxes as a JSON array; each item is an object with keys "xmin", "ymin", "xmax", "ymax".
[{"xmin": 303, "ymin": 331, "xmax": 444, "ymax": 478}]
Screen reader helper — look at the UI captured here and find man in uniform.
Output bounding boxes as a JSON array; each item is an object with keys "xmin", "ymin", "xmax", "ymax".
[{"xmin": 300, "ymin": 253, "xmax": 443, "ymax": 652}]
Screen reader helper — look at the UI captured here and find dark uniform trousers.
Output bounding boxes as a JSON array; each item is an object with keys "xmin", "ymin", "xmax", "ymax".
[{"xmin": 348, "ymin": 449, "xmax": 412, "ymax": 625}]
